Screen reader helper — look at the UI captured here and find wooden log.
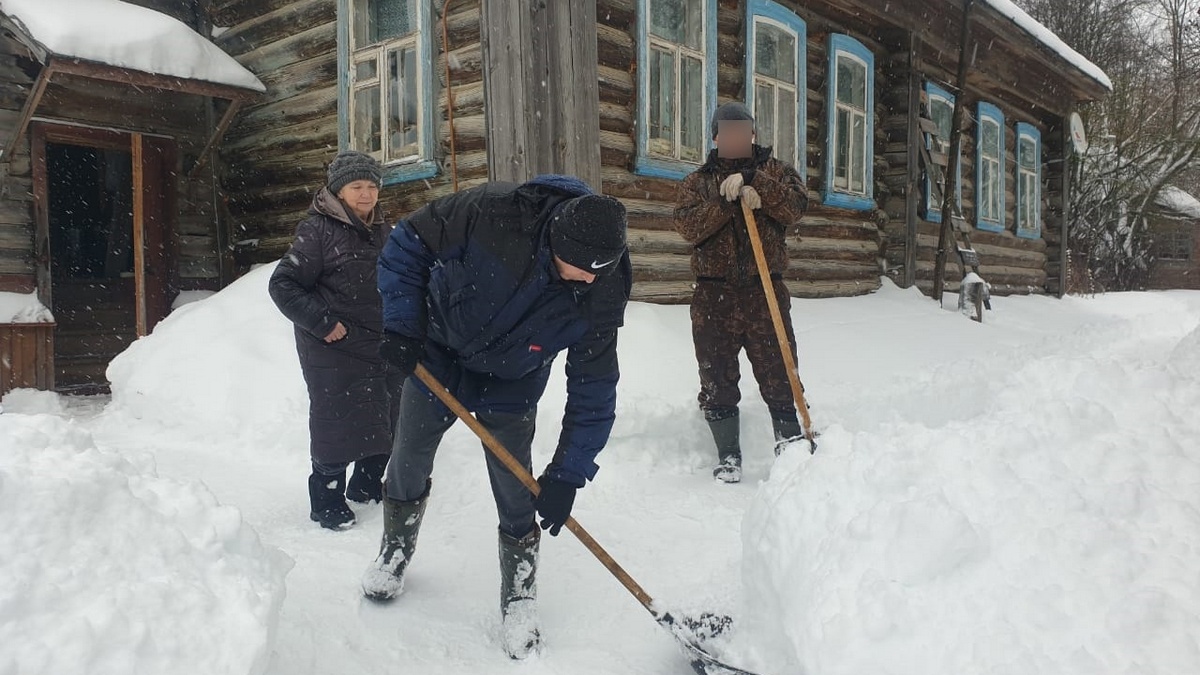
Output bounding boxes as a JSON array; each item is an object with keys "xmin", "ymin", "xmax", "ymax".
[
  {"xmin": 437, "ymin": 43, "xmax": 484, "ymax": 87},
  {"xmin": 215, "ymin": 0, "xmax": 333, "ymax": 57},
  {"xmin": 627, "ymin": 228, "xmax": 880, "ymax": 262},
  {"xmin": 442, "ymin": 6, "xmax": 482, "ymax": 51},
  {"xmin": 234, "ymin": 21, "xmax": 336, "ymax": 76},
  {"xmin": 597, "ymin": 23, "xmax": 635, "ymax": 69},
  {"xmin": 233, "ymin": 85, "xmax": 336, "ymax": 138},
  {"xmin": 633, "ymin": 252, "xmax": 879, "ymax": 282},
  {"xmin": 211, "ymin": 0, "xmax": 305, "ymax": 27},
  {"xmin": 598, "ymin": 65, "xmax": 634, "ymax": 105},
  {"xmin": 253, "ymin": 51, "xmax": 337, "ymax": 104}
]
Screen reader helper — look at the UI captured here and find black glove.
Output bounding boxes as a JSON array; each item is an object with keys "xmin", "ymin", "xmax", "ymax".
[
  {"xmin": 378, "ymin": 331, "xmax": 423, "ymax": 377},
  {"xmin": 534, "ymin": 475, "xmax": 577, "ymax": 536}
]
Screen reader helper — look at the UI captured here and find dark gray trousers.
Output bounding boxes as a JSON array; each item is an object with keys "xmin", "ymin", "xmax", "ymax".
[{"xmin": 385, "ymin": 382, "xmax": 538, "ymax": 539}]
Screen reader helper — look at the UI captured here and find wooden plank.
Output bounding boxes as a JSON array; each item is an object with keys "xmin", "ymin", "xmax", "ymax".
[
  {"xmin": 2, "ymin": 62, "xmax": 53, "ymax": 163},
  {"xmin": 132, "ymin": 132, "xmax": 147, "ymax": 338},
  {"xmin": 51, "ymin": 56, "xmax": 260, "ymax": 101},
  {"xmin": 904, "ymin": 34, "xmax": 920, "ymax": 288},
  {"xmin": 482, "ymin": 0, "xmax": 600, "ymax": 186},
  {"xmin": 189, "ymin": 100, "xmax": 243, "ymax": 178}
]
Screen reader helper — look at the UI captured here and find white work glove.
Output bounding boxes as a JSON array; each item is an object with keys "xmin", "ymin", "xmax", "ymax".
[
  {"xmin": 740, "ymin": 185, "xmax": 762, "ymax": 210},
  {"xmin": 719, "ymin": 173, "xmax": 745, "ymax": 202}
]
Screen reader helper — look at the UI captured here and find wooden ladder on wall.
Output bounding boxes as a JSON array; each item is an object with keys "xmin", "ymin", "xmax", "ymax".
[{"xmin": 917, "ymin": 88, "xmax": 990, "ymax": 322}]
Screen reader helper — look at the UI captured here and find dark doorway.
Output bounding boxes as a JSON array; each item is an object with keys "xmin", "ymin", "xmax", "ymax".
[
  {"xmin": 47, "ymin": 142, "xmax": 137, "ymax": 392},
  {"xmin": 33, "ymin": 123, "xmax": 177, "ymax": 394}
]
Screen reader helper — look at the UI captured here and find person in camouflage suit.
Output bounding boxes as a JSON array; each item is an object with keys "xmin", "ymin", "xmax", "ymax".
[{"xmin": 674, "ymin": 102, "xmax": 809, "ymax": 483}]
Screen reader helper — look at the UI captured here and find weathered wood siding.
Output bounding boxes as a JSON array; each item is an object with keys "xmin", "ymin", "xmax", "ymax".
[
  {"xmin": 807, "ymin": 0, "xmax": 1093, "ymax": 297},
  {"xmin": 214, "ymin": 0, "xmax": 485, "ymax": 264},
  {"xmin": 0, "ymin": 33, "xmax": 222, "ymax": 292},
  {"xmin": 212, "ymin": 0, "xmax": 1102, "ymax": 301},
  {"xmin": 596, "ymin": 0, "xmax": 884, "ymax": 303}
]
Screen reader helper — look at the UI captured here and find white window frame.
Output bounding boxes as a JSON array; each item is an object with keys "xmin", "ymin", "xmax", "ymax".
[
  {"xmin": 745, "ymin": 0, "xmax": 806, "ymax": 175},
  {"xmin": 635, "ymin": 0, "xmax": 718, "ymax": 180},
  {"xmin": 823, "ymin": 34, "xmax": 874, "ymax": 211},
  {"xmin": 337, "ymin": 0, "xmax": 436, "ymax": 184},
  {"xmin": 975, "ymin": 102, "xmax": 1005, "ymax": 232},
  {"xmin": 1015, "ymin": 122, "xmax": 1042, "ymax": 239}
]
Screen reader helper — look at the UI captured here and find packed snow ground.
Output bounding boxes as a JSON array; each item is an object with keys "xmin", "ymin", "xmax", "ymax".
[{"xmin": 2, "ymin": 267, "xmax": 1198, "ymax": 675}]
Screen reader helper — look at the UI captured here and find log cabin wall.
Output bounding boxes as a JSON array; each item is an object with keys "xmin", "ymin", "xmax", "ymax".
[
  {"xmin": 211, "ymin": 0, "xmax": 1105, "ymax": 300},
  {"xmin": 212, "ymin": 0, "xmax": 485, "ymax": 265},
  {"xmin": 597, "ymin": 0, "xmax": 885, "ymax": 303},
  {"xmin": 0, "ymin": 33, "xmax": 223, "ymax": 294}
]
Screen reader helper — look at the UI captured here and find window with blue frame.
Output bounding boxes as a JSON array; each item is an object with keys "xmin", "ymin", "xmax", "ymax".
[
  {"xmin": 635, "ymin": 0, "xmax": 717, "ymax": 179},
  {"xmin": 1015, "ymin": 122, "xmax": 1042, "ymax": 239},
  {"xmin": 923, "ymin": 82, "xmax": 960, "ymax": 222},
  {"xmin": 338, "ymin": 0, "xmax": 436, "ymax": 184},
  {"xmin": 745, "ymin": 0, "xmax": 805, "ymax": 174},
  {"xmin": 823, "ymin": 34, "xmax": 874, "ymax": 211},
  {"xmin": 975, "ymin": 102, "xmax": 1005, "ymax": 232}
]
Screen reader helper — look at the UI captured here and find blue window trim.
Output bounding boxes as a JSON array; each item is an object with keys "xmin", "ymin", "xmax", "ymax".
[
  {"xmin": 1015, "ymin": 122, "xmax": 1042, "ymax": 239},
  {"xmin": 922, "ymin": 81, "xmax": 961, "ymax": 223},
  {"xmin": 634, "ymin": 0, "xmax": 719, "ymax": 181},
  {"xmin": 336, "ymin": 0, "xmax": 438, "ymax": 185},
  {"xmin": 745, "ymin": 0, "xmax": 806, "ymax": 179},
  {"xmin": 822, "ymin": 34, "xmax": 874, "ymax": 212},
  {"xmin": 975, "ymin": 101, "xmax": 1005, "ymax": 233}
]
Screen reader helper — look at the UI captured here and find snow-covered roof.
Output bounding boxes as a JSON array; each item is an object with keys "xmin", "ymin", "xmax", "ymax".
[
  {"xmin": 0, "ymin": 0, "xmax": 264, "ymax": 93},
  {"xmin": 1155, "ymin": 186, "xmax": 1200, "ymax": 220},
  {"xmin": 982, "ymin": 0, "xmax": 1113, "ymax": 92}
]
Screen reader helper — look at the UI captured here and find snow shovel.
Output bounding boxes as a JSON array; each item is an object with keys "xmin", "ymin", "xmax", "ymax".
[
  {"xmin": 740, "ymin": 199, "xmax": 818, "ymax": 454},
  {"xmin": 414, "ymin": 363, "xmax": 758, "ymax": 675}
]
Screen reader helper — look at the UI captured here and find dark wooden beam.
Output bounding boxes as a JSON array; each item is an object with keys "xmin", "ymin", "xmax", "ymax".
[
  {"xmin": 50, "ymin": 58, "xmax": 260, "ymax": 103},
  {"xmin": 1060, "ymin": 110, "xmax": 1072, "ymax": 297},
  {"xmin": 188, "ymin": 99, "xmax": 243, "ymax": 179},
  {"xmin": 904, "ymin": 33, "xmax": 921, "ymax": 289},
  {"xmin": 2, "ymin": 62, "xmax": 55, "ymax": 164}
]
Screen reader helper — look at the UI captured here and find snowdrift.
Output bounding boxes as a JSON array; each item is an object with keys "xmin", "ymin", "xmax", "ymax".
[
  {"xmin": 742, "ymin": 292, "xmax": 1200, "ymax": 674},
  {"xmin": 0, "ymin": 413, "xmax": 291, "ymax": 675},
  {"xmin": 107, "ymin": 263, "xmax": 309, "ymax": 453}
]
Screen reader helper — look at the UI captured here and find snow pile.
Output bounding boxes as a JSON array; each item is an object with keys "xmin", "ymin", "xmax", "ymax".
[
  {"xmin": 0, "ymin": 0, "xmax": 265, "ymax": 92},
  {"xmin": 1155, "ymin": 185, "xmax": 1200, "ymax": 220},
  {"xmin": 171, "ymin": 289, "xmax": 217, "ymax": 310},
  {"xmin": 0, "ymin": 290, "xmax": 53, "ymax": 323},
  {"xmin": 742, "ymin": 293, "xmax": 1200, "ymax": 674},
  {"xmin": 0, "ymin": 413, "xmax": 291, "ymax": 675},
  {"xmin": 983, "ymin": 0, "xmax": 1113, "ymax": 91},
  {"xmin": 1, "ymin": 387, "xmax": 64, "ymax": 415},
  {"xmin": 106, "ymin": 263, "xmax": 307, "ymax": 450}
]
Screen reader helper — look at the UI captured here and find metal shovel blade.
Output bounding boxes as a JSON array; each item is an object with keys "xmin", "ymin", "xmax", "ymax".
[{"xmin": 656, "ymin": 611, "xmax": 759, "ymax": 675}]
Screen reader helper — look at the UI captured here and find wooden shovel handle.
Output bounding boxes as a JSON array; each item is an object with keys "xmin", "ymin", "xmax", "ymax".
[
  {"xmin": 413, "ymin": 364, "xmax": 660, "ymax": 614},
  {"xmin": 739, "ymin": 200, "xmax": 816, "ymax": 445}
]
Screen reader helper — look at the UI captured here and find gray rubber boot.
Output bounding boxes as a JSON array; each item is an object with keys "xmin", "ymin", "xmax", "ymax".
[
  {"xmin": 360, "ymin": 480, "xmax": 430, "ymax": 601},
  {"xmin": 499, "ymin": 526, "xmax": 542, "ymax": 659},
  {"xmin": 706, "ymin": 413, "xmax": 742, "ymax": 483},
  {"xmin": 771, "ymin": 412, "xmax": 804, "ymax": 457}
]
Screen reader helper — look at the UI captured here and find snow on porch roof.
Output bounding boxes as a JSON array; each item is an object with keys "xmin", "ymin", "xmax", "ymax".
[
  {"xmin": 0, "ymin": 0, "xmax": 264, "ymax": 93},
  {"xmin": 983, "ymin": 0, "xmax": 1113, "ymax": 92}
]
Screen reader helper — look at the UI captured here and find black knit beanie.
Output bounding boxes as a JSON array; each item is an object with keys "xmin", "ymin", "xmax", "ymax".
[{"xmin": 550, "ymin": 195, "xmax": 628, "ymax": 275}]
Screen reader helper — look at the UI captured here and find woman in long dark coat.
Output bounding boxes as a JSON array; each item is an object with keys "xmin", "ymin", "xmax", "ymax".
[{"xmin": 269, "ymin": 151, "xmax": 402, "ymax": 530}]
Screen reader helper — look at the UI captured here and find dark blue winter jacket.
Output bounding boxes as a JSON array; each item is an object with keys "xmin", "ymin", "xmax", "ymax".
[{"xmin": 378, "ymin": 176, "xmax": 631, "ymax": 487}]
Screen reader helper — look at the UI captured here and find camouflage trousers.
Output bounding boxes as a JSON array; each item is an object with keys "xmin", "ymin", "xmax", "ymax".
[{"xmin": 690, "ymin": 278, "xmax": 799, "ymax": 420}]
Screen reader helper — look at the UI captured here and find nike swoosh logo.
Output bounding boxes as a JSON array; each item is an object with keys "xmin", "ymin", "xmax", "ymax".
[{"xmin": 590, "ymin": 259, "xmax": 616, "ymax": 270}]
